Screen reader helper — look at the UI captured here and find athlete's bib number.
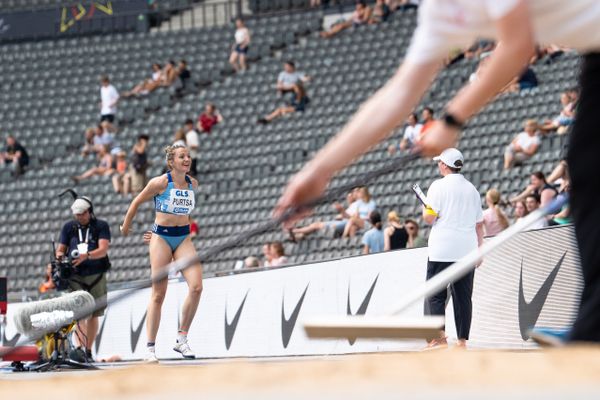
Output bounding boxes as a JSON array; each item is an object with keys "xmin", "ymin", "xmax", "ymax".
[{"xmin": 163, "ymin": 188, "xmax": 195, "ymax": 215}]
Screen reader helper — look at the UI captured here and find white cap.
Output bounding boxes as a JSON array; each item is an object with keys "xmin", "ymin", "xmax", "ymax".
[
  {"xmin": 71, "ymin": 198, "xmax": 91, "ymax": 215},
  {"xmin": 433, "ymin": 148, "xmax": 464, "ymax": 169}
]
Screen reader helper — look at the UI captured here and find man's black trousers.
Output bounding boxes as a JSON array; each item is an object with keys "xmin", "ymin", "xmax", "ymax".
[{"xmin": 424, "ymin": 260, "xmax": 474, "ymax": 340}]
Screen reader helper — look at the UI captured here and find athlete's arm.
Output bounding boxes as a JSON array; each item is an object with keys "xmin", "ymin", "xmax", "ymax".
[
  {"xmin": 120, "ymin": 176, "xmax": 167, "ymax": 236},
  {"xmin": 420, "ymin": 0, "xmax": 535, "ymax": 156},
  {"xmin": 274, "ymin": 59, "xmax": 441, "ymax": 221}
]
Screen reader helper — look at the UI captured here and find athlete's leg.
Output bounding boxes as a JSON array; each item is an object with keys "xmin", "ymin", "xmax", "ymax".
[
  {"xmin": 567, "ymin": 53, "xmax": 600, "ymax": 342},
  {"xmin": 174, "ymin": 237, "xmax": 203, "ymax": 333},
  {"xmin": 146, "ymin": 234, "xmax": 174, "ymax": 343}
]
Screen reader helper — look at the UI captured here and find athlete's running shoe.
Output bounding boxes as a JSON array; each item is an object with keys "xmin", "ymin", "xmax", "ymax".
[
  {"xmin": 144, "ymin": 350, "xmax": 159, "ymax": 364},
  {"xmin": 173, "ymin": 340, "xmax": 195, "ymax": 359}
]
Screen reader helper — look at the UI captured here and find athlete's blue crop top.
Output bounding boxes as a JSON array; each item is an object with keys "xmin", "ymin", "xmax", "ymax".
[{"xmin": 154, "ymin": 172, "xmax": 195, "ymax": 215}]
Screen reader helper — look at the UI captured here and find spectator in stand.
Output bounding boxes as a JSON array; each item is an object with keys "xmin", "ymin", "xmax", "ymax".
[
  {"xmin": 482, "ymin": 189, "xmax": 509, "ymax": 236},
  {"xmin": 161, "ymin": 60, "xmax": 179, "ymax": 86},
  {"xmin": 513, "ymin": 199, "xmax": 529, "ymax": 223},
  {"xmin": 539, "ymin": 92, "xmax": 576, "ymax": 135},
  {"xmin": 383, "ymin": 210, "xmax": 408, "ymax": 250},
  {"xmin": 510, "ymin": 171, "xmax": 558, "ymax": 208},
  {"xmin": 261, "ymin": 242, "xmax": 273, "ymax": 267},
  {"xmin": 176, "ymin": 59, "xmax": 192, "ymax": 92},
  {"xmin": 343, "ymin": 186, "xmax": 377, "ymax": 238},
  {"xmin": 190, "ymin": 218, "xmax": 199, "ymax": 237},
  {"xmin": 258, "ymin": 83, "xmax": 309, "ymax": 124},
  {"xmin": 244, "ymin": 256, "xmax": 260, "ymax": 268},
  {"xmin": 320, "ymin": 1, "xmax": 372, "ymax": 39},
  {"xmin": 503, "ymin": 119, "xmax": 541, "ymax": 169},
  {"xmin": 93, "ymin": 121, "xmax": 116, "ymax": 152},
  {"xmin": 111, "ymin": 150, "xmax": 130, "ymax": 195},
  {"xmin": 269, "ymin": 242, "xmax": 288, "ymax": 266},
  {"xmin": 99, "ymin": 75, "xmax": 119, "ymax": 124},
  {"xmin": 289, "ymin": 188, "xmax": 358, "ymax": 241},
  {"xmin": 362, "ymin": 211, "xmax": 385, "ymax": 254},
  {"xmin": 389, "ymin": 112, "xmax": 423, "ymax": 154},
  {"xmin": 122, "ymin": 63, "xmax": 163, "ymax": 98},
  {"xmin": 197, "ymin": 102, "xmax": 223, "ymax": 134},
  {"xmin": 173, "ymin": 129, "xmax": 187, "ymax": 147},
  {"xmin": 38, "ymin": 263, "xmax": 56, "ymax": 294},
  {"xmin": 503, "ymin": 65, "xmax": 538, "ymax": 93},
  {"xmin": 276, "ymin": 60, "xmax": 311, "ymax": 98},
  {"xmin": 405, "ymin": 218, "xmax": 427, "ymax": 248},
  {"xmin": 72, "ymin": 145, "xmax": 113, "ymax": 183},
  {"xmin": 370, "ymin": 0, "xmax": 391, "ymax": 24},
  {"xmin": 183, "ymin": 119, "xmax": 199, "ymax": 177},
  {"xmin": 126, "ymin": 134, "xmax": 149, "ymax": 194},
  {"xmin": 525, "ymin": 194, "xmax": 547, "ymax": 230},
  {"xmin": 229, "ymin": 18, "xmax": 250, "ymax": 72},
  {"xmin": 418, "ymin": 107, "xmax": 436, "ymax": 138},
  {"xmin": 81, "ymin": 127, "xmax": 98, "ymax": 156},
  {"xmin": 0, "ymin": 135, "xmax": 29, "ymax": 177}
]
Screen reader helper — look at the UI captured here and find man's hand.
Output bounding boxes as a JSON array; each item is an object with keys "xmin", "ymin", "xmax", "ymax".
[
  {"xmin": 71, "ymin": 252, "xmax": 88, "ymax": 267},
  {"xmin": 333, "ymin": 202, "xmax": 345, "ymax": 213}
]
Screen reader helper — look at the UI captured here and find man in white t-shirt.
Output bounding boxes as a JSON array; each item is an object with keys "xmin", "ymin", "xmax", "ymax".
[
  {"xmin": 423, "ymin": 148, "xmax": 484, "ymax": 349},
  {"xmin": 525, "ymin": 194, "xmax": 548, "ymax": 230},
  {"xmin": 504, "ymin": 119, "xmax": 541, "ymax": 169},
  {"xmin": 183, "ymin": 119, "xmax": 200, "ymax": 177},
  {"xmin": 99, "ymin": 75, "xmax": 119, "ymax": 124},
  {"xmin": 276, "ymin": 60, "xmax": 310, "ymax": 97}
]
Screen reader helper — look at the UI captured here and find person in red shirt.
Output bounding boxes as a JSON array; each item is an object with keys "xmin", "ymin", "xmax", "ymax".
[
  {"xmin": 197, "ymin": 102, "xmax": 223, "ymax": 134},
  {"xmin": 418, "ymin": 106, "xmax": 436, "ymax": 137}
]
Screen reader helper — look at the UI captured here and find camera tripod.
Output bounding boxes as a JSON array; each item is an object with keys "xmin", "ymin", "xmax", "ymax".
[{"xmin": 31, "ymin": 322, "xmax": 98, "ymax": 372}]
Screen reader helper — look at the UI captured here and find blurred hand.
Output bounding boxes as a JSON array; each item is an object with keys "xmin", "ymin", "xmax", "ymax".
[
  {"xmin": 119, "ymin": 224, "xmax": 129, "ymax": 236},
  {"xmin": 72, "ymin": 253, "xmax": 87, "ymax": 267},
  {"xmin": 416, "ymin": 121, "xmax": 460, "ymax": 157},
  {"xmin": 143, "ymin": 231, "xmax": 152, "ymax": 244},
  {"xmin": 274, "ymin": 166, "xmax": 333, "ymax": 228}
]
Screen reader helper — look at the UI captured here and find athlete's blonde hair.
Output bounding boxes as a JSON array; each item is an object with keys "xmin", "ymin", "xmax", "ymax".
[{"xmin": 164, "ymin": 143, "xmax": 187, "ymax": 169}]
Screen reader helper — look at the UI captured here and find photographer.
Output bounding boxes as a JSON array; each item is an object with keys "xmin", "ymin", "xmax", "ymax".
[{"xmin": 55, "ymin": 196, "xmax": 111, "ymax": 363}]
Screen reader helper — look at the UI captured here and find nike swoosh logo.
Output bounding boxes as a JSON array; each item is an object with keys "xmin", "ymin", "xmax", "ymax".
[
  {"xmin": 94, "ymin": 311, "xmax": 108, "ymax": 354},
  {"xmin": 2, "ymin": 331, "xmax": 20, "ymax": 347},
  {"xmin": 518, "ymin": 252, "xmax": 566, "ymax": 340},
  {"xmin": 281, "ymin": 284, "xmax": 309, "ymax": 348},
  {"xmin": 346, "ymin": 274, "xmax": 379, "ymax": 345},
  {"xmin": 130, "ymin": 310, "xmax": 147, "ymax": 353},
  {"xmin": 225, "ymin": 291, "xmax": 249, "ymax": 350}
]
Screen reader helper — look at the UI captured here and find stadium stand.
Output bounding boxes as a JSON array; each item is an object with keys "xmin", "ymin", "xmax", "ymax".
[{"xmin": 0, "ymin": 6, "xmax": 578, "ymax": 295}]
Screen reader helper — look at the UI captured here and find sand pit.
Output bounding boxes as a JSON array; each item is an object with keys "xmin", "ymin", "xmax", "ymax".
[{"xmin": 2, "ymin": 347, "xmax": 600, "ymax": 399}]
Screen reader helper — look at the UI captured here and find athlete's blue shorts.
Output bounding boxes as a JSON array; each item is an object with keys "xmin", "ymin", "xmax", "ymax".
[{"xmin": 152, "ymin": 224, "xmax": 190, "ymax": 252}]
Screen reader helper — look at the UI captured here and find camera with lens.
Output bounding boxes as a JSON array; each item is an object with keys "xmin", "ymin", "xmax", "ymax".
[{"xmin": 50, "ymin": 249, "xmax": 78, "ymax": 291}]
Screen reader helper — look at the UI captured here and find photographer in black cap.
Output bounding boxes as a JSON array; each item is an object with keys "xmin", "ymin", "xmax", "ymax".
[{"xmin": 55, "ymin": 196, "xmax": 111, "ymax": 363}]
